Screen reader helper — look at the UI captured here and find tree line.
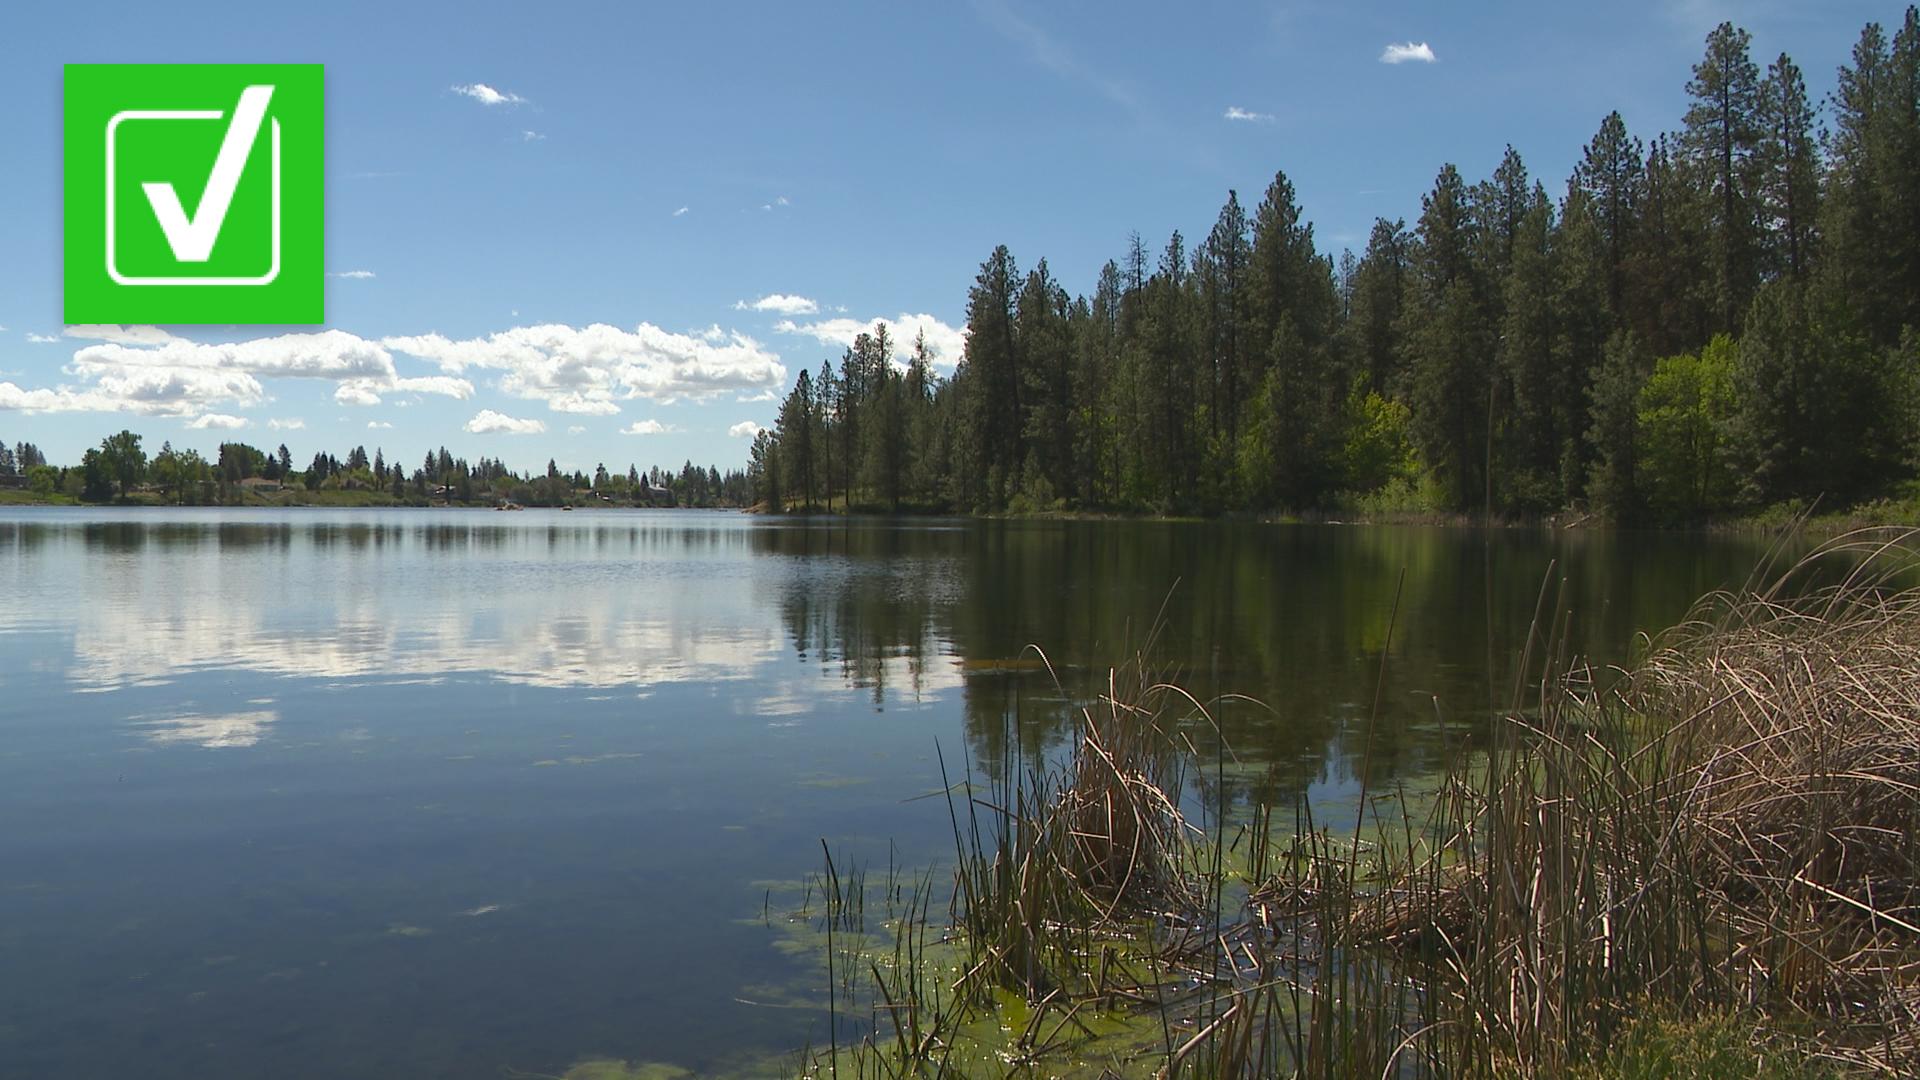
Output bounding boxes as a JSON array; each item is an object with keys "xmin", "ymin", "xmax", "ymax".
[
  {"xmin": 750, "ymin": 13, "xmax": 1920, "ymax": 523},
  {"xmin": 2, "ymin": 427, "xmax": 753, "ymax": 509}
]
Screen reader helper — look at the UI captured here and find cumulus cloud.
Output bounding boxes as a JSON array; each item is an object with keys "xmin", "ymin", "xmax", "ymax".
[
  {"xmin": 2, "ymin": 320, "xmax": 766, "ymax": 422},
  {"xmin": 734, "ymin": 293, "xmax": 819, "ymax": 316},
  {"xmin": 4, "ymin": 329, "xmax": 478, "ymax": 417},
  {"xmin": 452, "ymin": 83, "xmax": 526, "ymax": 105},
  {"xmin": 672, "ymin": 206, "xmax": 690, "ymax": 217},
  {"xmin": 1224, "ymin": 106, "xmax": 1273, "ymax": 122},
  {"xmin": 547, "ymin": 393, "xmax": 621, "ymax": 415},
  {"xmin": 521, "ymin": 130, "xmax": 545, "ymax": 142},
  {"xmin": 0, "ymin": 378, "xmax": 233, "ymax": 415},
  {"xmin": 73, "ymin": 330, "xmax": 393, "ymax": 380},
  {"xmin": 381, "ymin": 322, "xmax": 787, "ymax": 409},
  {"xmin": 268, "ymin": 418, "xmax": 305, "ymax": 430},
  {"xmin": 1380, "ymin": 41, "xmax": 1436, "ymax": 64},
  {"xmin": 329, "ymin": 269, "xmax": 376, "ymax": 279},
  {"xmin": 464, "ymin": 409, "xmax": 546, "ymax": 435},
  {"xmin": 774, "ymin": 314, "xmax": 967, "ymax": 370},
  {"xmin": 367, "ymin": 420, "xmax": 393, "ymax": 430},
  {"xmin": 620, "ymin": 419, "xmax": 673, "ymax": 435},
  {"xmin": 187, "ymin": 413, "xmax": 248, "ymax": 430},
  {"xmin": 0, "ymin": 363, "xmax": 268, "ymax": 417},
  {"xmin": 728, "ymin": 420, "xmax": 765, "ymax": 438},
  {"xmin": 26, "ymin": 333, "xmax": 59, "ymax": 344}
]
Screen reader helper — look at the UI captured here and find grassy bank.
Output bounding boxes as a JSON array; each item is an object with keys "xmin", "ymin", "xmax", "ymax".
[{"xmin": 758, "ymin": 528, "xmax": 1918, "ymax": 1078}]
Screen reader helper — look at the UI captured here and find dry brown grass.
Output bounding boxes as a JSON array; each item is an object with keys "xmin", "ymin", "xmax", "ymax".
[
  {"xmin": 1632, "ymin": 528, "xmax": 1920, "ymax": 1063},
  {"xmin": 1326, "ymin": 527, "xmax": 1920, "ymax": 1077}
]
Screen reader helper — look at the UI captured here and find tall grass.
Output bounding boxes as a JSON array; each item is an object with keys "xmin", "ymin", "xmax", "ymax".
[{"xmin": 789, "ymin": 527, "xmax": 1920, "ymax": 1078}]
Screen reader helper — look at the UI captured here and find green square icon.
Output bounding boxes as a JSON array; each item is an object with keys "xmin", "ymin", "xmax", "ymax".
[{"xmin": 65, "ymin": 63, "xmax": 323, "ymax": 324}]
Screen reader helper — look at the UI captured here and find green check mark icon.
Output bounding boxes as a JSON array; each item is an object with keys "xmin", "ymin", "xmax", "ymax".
[{"xmin": 143, "ymin": 84, "xmax": 273, "ymax": 262}]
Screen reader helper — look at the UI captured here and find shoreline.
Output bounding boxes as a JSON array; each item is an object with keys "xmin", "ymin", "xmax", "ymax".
[{"xmin": 5, "ymin": 489, "xmax": 1915, "ymax": 536}]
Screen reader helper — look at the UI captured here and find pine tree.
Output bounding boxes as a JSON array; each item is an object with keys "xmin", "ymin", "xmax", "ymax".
[
  {"xmin": 1402, "ymin": 165, "xmax": 1492, "ymax": 511},
  {"xmin": 777, "ymin": 368, "xmax": 816, "ymax": 510},
  {"xmin": 1756, "ymin": 53, "xmax": 1819, "ymax": 279},
  {"xmin": 1346, "ymin": 219, "xmax": 1409, "ymax": 395},
  {"xmin": 961, "ymin": 246, "xmax": 1022, "ymax": 509},
  {"xmin": 1498, "ymin": 188, "xmax": 1561, "ymax": 508},
  {"xmin": 1199, "ymin": 191, "xmax": 1251, "ymax": 445},
  {"xmin": 1016, "ymin": 260, "xmax": 1073, "ymax": 497},
  {"xmin": 1571, "ymin": 111, "xmax": 1644, "ymax": 321},
  {"xmin": 1683, "ymin": 21, "xmax": 1764, "ymax": 334},
  {"xmin": 1587, "ymin": 330, "xmax": 1651, "ymax": 518}
]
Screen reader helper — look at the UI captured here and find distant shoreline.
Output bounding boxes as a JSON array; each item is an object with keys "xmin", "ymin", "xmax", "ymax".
[{"xmin": 5, "ymin": 489, "xmax": 1914, "ymax": 537}]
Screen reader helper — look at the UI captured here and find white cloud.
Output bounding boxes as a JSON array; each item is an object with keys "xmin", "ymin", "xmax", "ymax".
[
  {"xmin": 329, "ymin": 269, "xmax": 376, "ymax": 279},
  {"xmin": 774, "ymin": 313, "xmax": 967, "ymax": 370},
  {"xmin": 566, "ymin": 424, "xmax": 586, "ymax": 435},
  {"xmin": 734, "ymin": 293, "xmax": 819, "ymax": 316},
  {"xmin": 268, "ymin": 418, "xmax": 305, "ymax": 431},
  {"xmin": 382, "ymin": 322, "xmax": 787, "ymax": 408},
  {"xmin": 0, "ymin": 364, "xmax": 266, "ymax": 417},
  {"xmin": 464, "ymin": 409, "xmax": 546, "ymax": 435},
  {"xmin": 547, "ymin": 393, "xmax": 621, "ymax": 415},
  {"xmin": 620, "ymin": 419, "xmax": 673, "ymax": 435},
  {"xmin": 452, "ymin": 82, "xmax": 525, "ymax": 106},
  {"xmin": 4, "ymin": 320, "xmax": 763, "ymax": 421},
  {"xmin": 36, "ymin": 329, "xmax": 480, "ymax": 417},
  {"xmin": 1224, "ymin": 106, "xmax": 1273, "ymax": 122},
  {"xmin": 26, "ymin": 333, "xmax": 58, "ymax": 344},
  {"xmin": 187, "ymin": 413, "xmax": 248, "ymax": 430},
  {"xmin": 759, "ymin": 195, "xmax": 792, "ymax": 212},
  {"xmin": 1380, "ymin": 41, "xmax": 1436, "ymax": 64},
  {"xmin": 672, "ymin": 206, "xmax": 690, "ymax": 217},
  {"xmin": 65, "ymin": 324, "xmax": 177, "ymax": 345},
  {"xmin": 3, "ymin": 323, "xmax": 486, "ymax": 418},
  {"xmin": 71, "ymin": 331, "xmax": 474, "ymax": 402},
  {"xmin": 728, "ymin": 420, "xmax": 765, "ymax": 438},
  {"xmin": 0, "ymin": 378, "xmax": 192, "ymax": 415},
  {"xmin": 521, "ymin": 130, "xmax": 545, "ymax": 142},
  {"xmin": 367, "ymin": 420, "xmax": 393, "ymax": 430},
  {"xmin": 395, "ymin": 375, "xmax": 474, "ymax": 397}
]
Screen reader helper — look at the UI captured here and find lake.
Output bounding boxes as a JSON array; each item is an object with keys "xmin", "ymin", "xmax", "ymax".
[{"xmin": 0, "ymin": 507, "xmax": 1780, "ymax": 1078}]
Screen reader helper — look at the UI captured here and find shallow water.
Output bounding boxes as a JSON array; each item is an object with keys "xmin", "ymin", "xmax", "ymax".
[{"xmin": 0, "ymin": 507, "xmax": 1779, "ymax": 1078}]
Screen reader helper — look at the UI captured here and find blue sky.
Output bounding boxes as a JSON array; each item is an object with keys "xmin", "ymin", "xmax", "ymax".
[{"xmin": 0, "ymin": 0, "xmax": 1889, "ymax": 474}]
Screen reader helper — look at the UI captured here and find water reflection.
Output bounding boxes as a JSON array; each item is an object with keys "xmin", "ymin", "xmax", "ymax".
[
  {"xmin": 0, "ymin": 508, "xmax": 1789, "ymax": 1080},
  {"xmin": 135, "ymin": 709, "xmax": 278, "ymax": 748},
  {"xmin": 0, "ymin": 510, "xmax": 1781, "ymax": 782}
]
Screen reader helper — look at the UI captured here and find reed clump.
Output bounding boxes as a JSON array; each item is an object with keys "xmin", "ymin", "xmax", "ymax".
[
  {"xmin": 790, "ymin": 530, "xmax": 1920, "ymax": 1077},
  {"xmin": 1633, "ymin": 529, "xmax": 1920, "ymax": 1058},
  {"xmin": 945, "ymin": 650, "xmax": 1210, "ymax": 1004},
  {"xmin": 1330, "ymin": 527, "xmax": 1920, "ymax": 1077}
]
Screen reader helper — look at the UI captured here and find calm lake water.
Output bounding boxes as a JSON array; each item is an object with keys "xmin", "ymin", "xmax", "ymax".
[{"xmin": 0, "ymin": 507, "xmax": 1780, "ymax": 1078}]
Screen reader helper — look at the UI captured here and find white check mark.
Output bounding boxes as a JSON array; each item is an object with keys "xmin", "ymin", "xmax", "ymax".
[{"xmin": 142, "ymin": 84, "xmax": 274, "ymax": 263}]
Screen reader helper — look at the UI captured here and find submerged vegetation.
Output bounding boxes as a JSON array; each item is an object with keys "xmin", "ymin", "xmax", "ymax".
[{"xmin": 759, "ymin": 529, "xmax": 1920, "ymax": 1078}]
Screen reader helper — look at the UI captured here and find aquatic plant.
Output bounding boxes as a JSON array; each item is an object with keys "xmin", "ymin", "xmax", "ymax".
[{"xmin": 780, "ymin": 528, "xmax": 1920, "ymax": 1078}]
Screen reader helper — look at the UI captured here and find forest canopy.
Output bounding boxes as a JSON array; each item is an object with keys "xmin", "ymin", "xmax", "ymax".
[{"xmin": 750, "ymin": 12, "xmax": 1920, "ymax": 523}]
